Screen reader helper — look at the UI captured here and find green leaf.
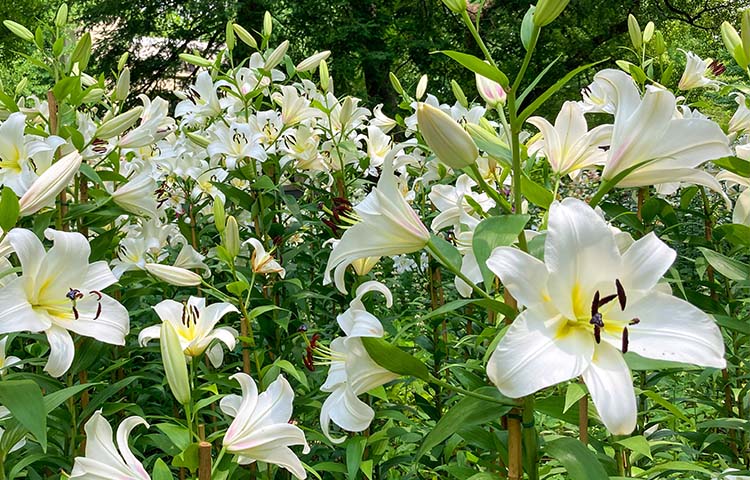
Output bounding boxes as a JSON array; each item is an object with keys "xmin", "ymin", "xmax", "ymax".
[
  {"xmin": 152, "ymin": 458, "xmax": 173, "ymax": 480},
  {"xmin": 713, "ymin": 156, "xmax": 750, "ymax": 177},
  {"xmin": 437, "ymin": 50, "xmax": 509, "ymax": 88},
  {"xmin": 0, "ymin": 380, "xmax": 47, "ymax": 451},
  {"xmin": 563, "ymin": 383, "xmax": 586, "ymax": 414},
  {"xmin": 616, "ymin": 435, "xmax": 652, "ymax": 460},
  {"xmin": 346, "ymin": 436, "xmax": 366, "ymax": 480},
  {"xmin": 518, "ymin": 59, "xmax": 608, "ymax": 124},
  {"xmin": 44, "ymin": 383, "xmax": 100, "ymax": 413},
  {"xmin": 714, "ymin": 315, "xmax": 750, "ymax": 335},
  {"xmin": 155, "ymin": 423, "xmax": 191, "ymax": 451},
  {"xmin": 545, "ymin": 437, "xmax": 608, "ymax": 479},
  {"xmin": 361, "ymin": 337, "xmax": 430, "ymax": 381},
  {"xmin": 715, "ymin": 224, "xmax": 750, "ymax": 247},
  {"xmin": 640, "ymin": 461, "xmax": 710, "ymax": 476},
  {"xmin": 640, "ymin": 390, "xmax": 690, "ymax": 423},
  {"xmin": 699, "ymin": 247, "xmax": 750, "ymax": 281},
  {"xmin": 416, "ymin": 386, "xmax": 512, "ymax": 460},
  {"xmin": 521, "ymin": 174, "xmax": 553, "ymax": 209},
  {"xmin": 246, "ymin": 304, "xmax": 288, "ymax": 321},
  {"xmin": 0, "ymin": 186, "xmax": 19, "ymax": 231},
  {"xmin": 472, "ymin": 214, "xmax": 529, "ymax": 288},
  {"xmin": 428, "ymin": 234, "xmax": 462, "ymax": 272}
]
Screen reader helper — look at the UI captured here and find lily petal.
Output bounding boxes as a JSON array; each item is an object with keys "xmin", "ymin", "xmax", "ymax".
[{"xmin": 582, "ymin": 342, "xmax": 637, "ymax": 435}]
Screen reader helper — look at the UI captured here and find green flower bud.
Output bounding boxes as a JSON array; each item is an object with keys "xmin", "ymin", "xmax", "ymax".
[
  {"xmin": 722, "ymin": 21, "xmax": 748, "ymax": 69},
  {"xmin": 416, "ymin": 74, "xmax": 428, "ymax": 101},
  {"xmin": 117, "ymin": 52, "xmax": 129, "ymax": 72},
  {"xmin": 263, "ymin": 11, "xmax": 273, "ymax": 39},
  {"xmin": 264, "ymin": 40, "xmax": 289, "ymax": 70},
  {"xmin": 161, "ymin": 321, "xmax": 191, "ymax": 405},
  {"xmin": 441, "ymin": 0, "xmax": 466, "ymax": 14},
  {"xmin": 451, "ymin": 80, "xmax": 468, "ymax": 108},
  {"xmin": 389, "ymin": 72, "xmax": 404, "ymax": 95},
  {"xmin": 224, "ymin": 216, "xmax": 240, "ymax": 258},
  {"xmin": 114, "ymin": 67, "xmax": 130, "ymax": 102},
  {"xmin": 213, "ymin": 196, "xmax": 226, "ymax": 233},
  {"xmin": 232, "ymin": 23, "xmax": 258, "ymax": 49},
  {"xmin": 226, "ymin": 21, "xmax": 235, "ymax": 51},
  {"xmin": 417, "ymin": 102, "xmax": 478, "ymax": 170},
  {"xmin": 3, "ymin": 20, "xmax": 34, "ymax": 42},
  {"xmin": 55, "ymin": 4, "xmax": 68, "ymax": 28},
  {"xmin": 95, "ymin": 106, "xmax": 143, "ymax": 140},
  {"xmin": 642, "ymin": 21, "xmax": 655, "ymax": 43},
  {"xmin": 533, "ymin": 0, "xmax": 570, "ymax": 27},
  {"xmin": 628, "ymin": 14, "xmax": 642, "ymax": 51},
  {"xmin": 319, "ymin": 59, "xmax": 330, "ymax": 91},
  {"xmin": 653, "ymin": 30, "xmax": 666, "ymax": 55}
]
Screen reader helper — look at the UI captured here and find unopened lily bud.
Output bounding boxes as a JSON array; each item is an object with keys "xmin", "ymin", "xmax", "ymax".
[
  {"xmin": 186, "ymin": 131, "xmax": 211, "ymax": 148},
  {"xmin": 224, "ymin": 216, "xmax": 240, "ymax": 258},
  {"xmin": 145, "ymin": 263, "xmax": 201, "ymax": 286},
  {"xmin": 81, "ymin": 88, "xmax": 105, "ymax": 104},
  {"xmin": 339, "ymin": 97, "xmax": 355, "ymax": 129},
  {"xmin": 117, "ymin": 52, "xmax": 129, "ymax": 72},
  {"xmin": 653, "ymin": 31, "xmax": 666, "ymax": 55},
  {"xmin": 451, "ymin": 80, "xmax": 468, "ymax": 108},
  {"xmin": 95, "ymin": 106, "xmax": 143, "ymax": 140},
  {"xmin": 115, "ymin": 67, "xmax": 130, "ymax": 102},
  {"xmin": 743, "ymin": 10, "xmax": 750, "ymax": 66},
  {"xmin": 476, "ymin": 71, "xmax": 506, "ymax": 107},
  {"xmin": 264, "ymin": 40, "xmax": 289, "ymax": 70},
  {"xmin": 226, "ymin": 21, "xmax": 235, "ymax": 51},
  {"xmin": 722, "ymin": 22, "xmax": 748, "ymax": 69},
  {"xmin": 54, "ymin": 4, "xmax": 68, "ymax": 28},
  {"xmin": 389, "ymin": 72, "xmax": 404, "ymax": 95},
  {"xmin": 319, "ymin": 59, "xmax": 330, "ymax": 91},
  {"xmin": 160, "ymin": 321, "xmax": 191, "ymax": 405},
  {"xmin": 296, "ymin": 50, "xmax": 331, "ymax": 72},
  {"xmin": 533, "ymin": 0, "xmax": 570, "ymax": 27},
  {"xmin": 15, "ymin": 78, "xmax": 27, "ymax": 96},
  {"xmin": 352, "ymin": 256, "xmax": 380, "ymax": 276},
  {"xmin": 81, "ymin": 72, "xmax": 97, "ymax": 87},
  {"xmin": 441, "ymin": 0, "xmax": 466, "ymax": 14},
  {"xmin": 628, "ymin": 14, "xmax": 642, "ymax": 51},
  {"xmin": 213, "ymin": 196, "xmax": 226, "ymax": 233},
  {"xmin": 416, "ymin": 74, "xmax": 428, "ymax": 101},
  {"xmin": 3, "ymin": 21, "xmax": 34, "ymax": 42},
  {"xmin": 642, "ymin": 21, "xmax": 655, "ymax": 43},
  {"xmin": 417, "ymin": 102, "xmax": 478, "ymax": 170},
  {"xmin": 521, "ymin": 5, "xmax": 536, "ymax": 50},
  {"xmin": 233, "ymin": 24, "xmax": 257, "ymax": 49},
  {"xmin": 19, "ymin": 151, "xmax": 81, "ymax": 216},
  {"xmin": 263, "ymin": 11, "xmax": 273, "ymax": 39},
  {"xmin": 179, "ymin": 53, "xmax": 212, "ymax": 68}
]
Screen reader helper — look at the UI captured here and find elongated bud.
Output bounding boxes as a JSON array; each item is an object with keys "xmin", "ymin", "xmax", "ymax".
[
  {"xmin": 722, "ymin": 21, "xmax": 748, "ymax": 69},
  {"xmin": 160, "ymin": 321, "xmax": 191, "ymax": 405},
  {"xmin": 441, "ymin": 0, "xmax": 466, "ymax": 13},
  {"xmin": 95, "ymin": 106, "xmax": 143, "ymax": 140},
  {"xmin": 451, "ymin": 80, "xmax": 468, "ymax": 108},
  {"xmin": 319, "ymin": 59, "xmax": 330, "ymax": 91},
  {"xmin": 417, "ymin": 103, "xmax": 478, "ymax": 170},
  {"xmin": 233, "ymin": 24, "xmax": 257, "ymax": 49},
  {"xmin": 15, "ymin": 78, "xmax": 27, "ymax": 96},
  {"xmin": 642, "ymin": 21, "xmax": 655, "ymax": 43},
  {"xmin": 226, "ymin": 21, "xmax": 235, "ymax": 51},
  {"xmin": 339, "ymin": 97, "xmax": 355, "ymax": 129},
  {"xmin": 416, "ymin": 74, "xmax": 428, "ymax": 101},
  {"xmin": 213, "ymin": 197, "xmax": 226, "ymax": 233},
  {"xmin": 186, "ymin": 131, "xmax": 211, "ymax": 148},
  {"xmin": 179, "ymin": 53, "xmax": 213, "ymax": 68},
  {"xmin": 521, "ymin": 5, "xmax": 536, "ymax": 50},
  {"xmin": 117, "ymin": 52, "xmax": 129, "ymax": 72},
  {"xmin": 389, "ymin": 72, "xmax": 404, "ymax": 95},
  {"xmin": 70, "ymin": 32, "xmax": 92, "ymax": 71},
  {"xmin": 81, "ymin": 88, "xmax": 105, "ymax": 104},
  {"xmin": 628, "ymin": 14, "xmax": 642, "ymax": 51},
  {"xmin": 145, "ymin": 263, "xmax": 201, "ymax": 286},
  {"xmin": 55, "ymin": 4, "xmax": 68, "ymax": 28},
  {"xmin": 19, "ymin": 151, "xmax": 81, "ymax": 216},
  {"xmin": 224, "ymin": 216, "xmax": 240, "ymax": 258},
  {"xmin": 296, "ymin": 50, "xmax": 331, "ymax": 72},
  {"xmin": 533, "ymin": 0, "xmax": 570, "ymax": 27},
  {"xmin": 653, "ymin": 30, "xmax": 666, "ymax": 55},
  {"xmin": 264, "ymin": 40, "xmax": 289, "ymax": 70},
  {"xmin": 115, "ymin": 67, "xmax": 130, "ymax": 102},
  {"xmin": 743, "ymin": 10, "xmax": 750, "ymax": 67},
  {"xmin": 3, "ymin": 21, "xmax": 34, "ymax": 42},
  {"xmin": 476, "ymin": 71, "xmax": 506, "ymax": 107},
  {"xmin": 263, "ymin": 11, "xmax": 273, "ymax": 39}
]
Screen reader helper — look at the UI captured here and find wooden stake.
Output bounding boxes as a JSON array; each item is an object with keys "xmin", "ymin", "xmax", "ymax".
[
  {"xmin": 507, "ymin": 412, "xmax": 522, "ymax": 480},
  {"xmin": 578, "ymin": 394, "xmax": 589, "ymax": 445},
  {"xmin": 198, "ymin": 424, "xmax": 211, "ymax": 480}
]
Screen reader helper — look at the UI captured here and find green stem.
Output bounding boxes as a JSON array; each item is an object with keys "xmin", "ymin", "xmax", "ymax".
[
  {"xmin": 469, "ymin": 164, "xmax": 512, "ymax": 213},
  {"xmin": 425, "ymin": 241, "xmax": 493, "ymax": 302},
  {"xmin": 512, "ymin": 25, "xmax": 540, "ymax": 94},
  {"xmin": 428, "ymin": 374, "xmax": 520, "ymax": 406},
  {"xmin": 460, "ymin": 11, "xmax": 497, "ymax": 67},
  {"xmin": 507, "ymin": 91, "xmax": 528, "ymax": 253},
  {"xmin": 522, "ymin": 395, "xmax": 539, "ymax": 480},
  {"xmin": 588, "ymin": 178, "xmax": 616, "ymax": 209},
  {"xmin": 212, "ymin": 446, "xmax": 227, "ymax": 476}
]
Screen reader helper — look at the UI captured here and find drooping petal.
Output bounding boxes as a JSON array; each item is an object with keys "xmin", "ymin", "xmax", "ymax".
[
  {"xmin": 486, "ymin": 304, "xmax": 594, "ymax": 399},
  {"xmin": 44, "ymin": 325, "xmax": 75, "ymax": 377},
  {"xmin": 486, "ymin": 246, "xmax": 549, "ymax": 308},
  {"xmin": 115, "ymin": 416, "xmax": 150, "ymax": 479},
  {"xmin": 320, "ymin": 385, "xmax": 374, "ymax": 444},
  {"xmin": 582, "ymin": 342, "xmax": 637, "ymax": 435},
  {"xmin": 138, "ymin": 325, "xmax": 161, "ymax": 347}
]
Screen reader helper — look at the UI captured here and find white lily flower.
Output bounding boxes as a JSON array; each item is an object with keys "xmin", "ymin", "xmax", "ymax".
[
  {"xmin": 429, "ymin": 174, "xmax": 494, "ymax": 232},
  {"xmin": 485, "ymin": 198, "xmax": 725, "ymax": 434},
  {"xmin": 365, "ymin": 125, "xmax": 392, "ymax": 169},
  {"xmin": 0, "ymin": 336, "xmax": 21, "ymax": 375},
  {"xmin": 118, "ymin": 95, "xmax": 175, "ymax": 149},
  {"xmin": 273, "ymin": 85, "xmax": 320, "ymax": 127},
  {"xmin": 0, "ymin": 228, "xmax": 129, "ymax": 377},
  {"xmin": 595, "ymin": 69, "xmax": 731, "ymax": 198},
  {"xmin": 325, "ymin": 146, "xmax": 430, "ymax": 293},
  {"xmin": 221, "ymin": 373, "xmax": 310, "ymax": 479},
  {"xmin": 527, "ymin": 101, "xmax": 612, "ymax": 178},
  {"xmin": 245, "ymin": 238, "xmax": 286, "ymax": 278},
  {"xmin": 175, "ymin": 72, "xmax": 227, "ymax": 125},
  {"xmin": 729, "ymin": 93, "xmax": 750, "ymax": 137},
  {"xmin": 678, "ymin": 50, "xmax": 721, "ymax": 91},
  {"xmin": 70, "ymin": 410, "xmax": 150, "ymax": 480},
  {"xmin": 320, "ymin": 281, "xmax": 399, "ymax": 443},
  {"xmin": 717, "ymin": 170, "xmax": 750, "ymax": 226},
  {"xmin": 139, "ymin": 296, "xmax": 238, "ymax": 367},
  {"xmin": 370, "ymin": 105, "xmax": 397, "ymax": 133},
  {"xmin": 108, "ymin": 170, "xmax": 159, "ymax": 219},
  {"xmin": 207, "ymin": 122, "xmax": 268, "ymax": 169}
]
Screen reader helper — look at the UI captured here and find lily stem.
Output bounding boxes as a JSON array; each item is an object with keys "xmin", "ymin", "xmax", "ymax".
[
  {"xmin": 425, "ymin": 241, "xmax": 493, "ymax": 302},
  {"xmin": 428, "ymin": 374, "xmax": 520, "ymax": 406}
]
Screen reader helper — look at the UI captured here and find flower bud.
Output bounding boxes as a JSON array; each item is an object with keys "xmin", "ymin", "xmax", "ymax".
[
  {"xmin": 225, "ymin": 21, "xmax": 235, "ymax": 51},
  {"xmin": 642, "ymin": 21, "xmax": 655, "ymax": 43},
  {"xmin": 533, "ymin": 0, "xmax": 570, "ymax": 27},
  {"xmin": 653, "ymin": 31, "xmax": 666, "ymax": 55},
  {"xmin": 3, "ymin": 21, "xmax": 34, "ymax": 42},
  {"xmin": 521, "ymin": 5, "xmax": 536, "ymax": 50},
  {"xmin": 319, "ymin": 59, "xmax": 330, "ymax": 91},
  {"xmin": 721, "ymin": 21, "xmax": 748, "ymax": 69},
  {"xmin": 179, "ymin": 53, "xmax": 213, "ymax": 68},
  {"xmin": 144, "ymin": 263, "xmax": 202, "ymax": 286},
  {"xmin": 264, "ymin": 40, "xmax": 289, "ymax": 70},
  {"xmin": 451, "ymin": 80, "xmax": 468, "ymax": 108},
  {"xmin": 213, "ymin": 196, "xmax": 226, "ymax": 233},
  {"xmin": 224, "ymin": 216, "xmax": 240, "ymax": 258},
  {"xmin": 476, "ymin": 71, "xmax": 506, "ymax": 108},
  {"xmin": 186, "ymin": 131, "xmax": 211, "ymax": 148},
  {"xmin": 233, "ymin": 24, "xmax": 257, "ymax": 49},
  {"xmin": 114, "ymin": 67, "xmax": 130, "ymax": 102},
  {"xmin": 417, "ymin": 103, "xmax": 478, "ymax": 170},
  {"xmin": 743, "ymin": 10, "xmax": 750, "ymax": 67},
  {"xmin": 416, "ymin": 74, "xmax": 428, "ymax": 101},
  {"xmin": 389, "ymin": 72, "xmax": 404, "ymax": 95},
  {"xmin": 117, "ymin": 52, "xmax": 129, "ymax": 72},
  {"xmin": 160, "ymin": 321, "xmax": 190, "ymax": 405},
  {"xmin": 441, "ymin": 0, "xmax": 466, "ymax": 13},
  {"xmin": 628, "ymin": 14, "xmax": 642, "ymax": 51},
  {"xmin": 263, "ymin": 11, "xmax": 273, "ymax": 39},
  {"xmin": 95, "ymin": 106, "xmax": 143, "ymax": 140},
  {"xmin": 19, "ymin": 151, "xmax": 81, "ymax": 216},
  {"xmin": 81, "ymin": 88, "xmax": 105, "ymax": 104},
  {"xmin": 296, "ymin": 50, "xmax": 331, "ymax": 73},
  {"xmin": 54, "ymin": 4, "xmax": 68, "ymax": 28},
  {"xmin": 15, "ymin": 78, "xmax": 27, "ymax": 96}
]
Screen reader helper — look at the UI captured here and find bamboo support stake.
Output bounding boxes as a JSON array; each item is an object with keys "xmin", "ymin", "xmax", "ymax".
[
  {"xmin": 578, "ymin": 394, "xmax": 589, "ymax": 445},
  {"xmin": 507, "ymin": 411, "xmax": 522, "ymax": 480},
  {"xmin": 198, "ymin": 425, "xmax": 211, "ymax": 480}
]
